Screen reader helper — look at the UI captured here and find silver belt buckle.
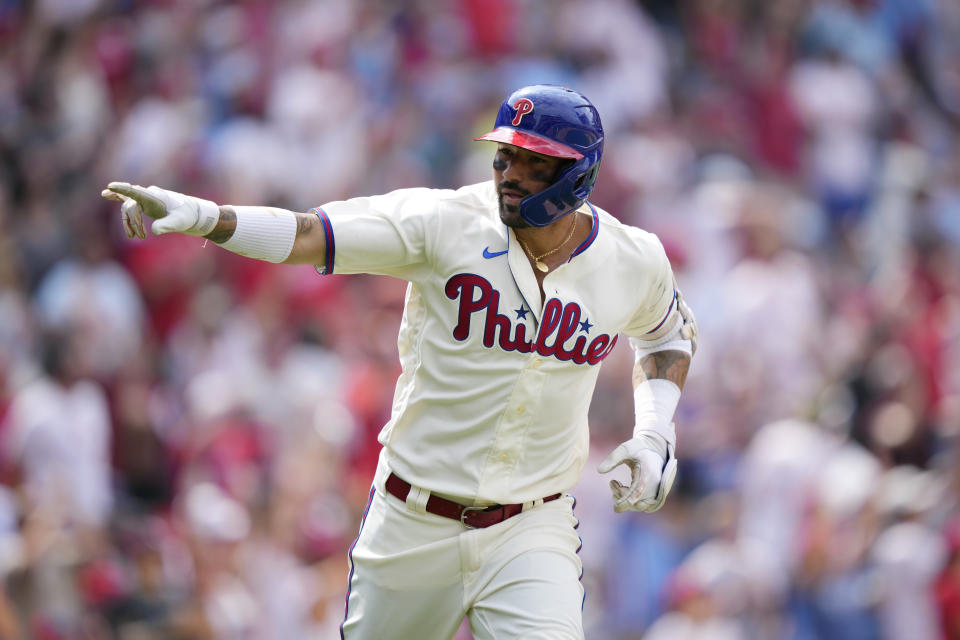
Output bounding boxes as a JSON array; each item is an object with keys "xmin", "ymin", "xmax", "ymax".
[{"xmin": 459, "ymin": 505, "xmax": 487, "ymax": 529}]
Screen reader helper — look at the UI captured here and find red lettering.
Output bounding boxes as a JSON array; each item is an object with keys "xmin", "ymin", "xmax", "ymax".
[
  {"xmin": 483, "ymin": 290, "xmax": 512, "ymax": 348},
  {"xmin": 569, "ymin": 337, "xmax": 589, "ymax": 364},
  {"xmin": 554, "ymin": 303, "xmax": 583, "ymax": 361},
  {"xmin": 486, "ymin": 291, "xmax": 535, "ymax": 352},
  {"xmin": 535, "ymin": 299, "xmax": 564, "ymax": 357},
  {"xmin": 511, "ymin": 324, "xmax": 535, "ymax": 352},
  {"xmin": 445, "ymin": 274, "xmax": 493, "ymax": 341},
  {"xmin": 586, "ymin": 334, "xmax": 618, "ymax": 365},
  {"xmin": 585, "ymin": 335, "xmax": 609, "ymax": 363},
  {"xmin": 445, "ymin": 275, "xmax": 612, "ymax": 364}
]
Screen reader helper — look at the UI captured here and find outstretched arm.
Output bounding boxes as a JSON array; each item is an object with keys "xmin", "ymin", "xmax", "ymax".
[
  {"xmin": 101, "ymin": 182, "xmax": 327, "ymax": 266},
  {"xmin": 201, "ymin": 205, "xmax": 328, "ymax": 265}
]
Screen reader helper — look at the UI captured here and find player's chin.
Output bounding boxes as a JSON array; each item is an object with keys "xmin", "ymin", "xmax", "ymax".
[{"xmin": 498, "ymin": 202, "xmax": 531, "ymax": 229}]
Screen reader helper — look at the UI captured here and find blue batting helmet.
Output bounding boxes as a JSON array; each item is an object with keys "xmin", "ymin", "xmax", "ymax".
[{"xmin": 474, "ymin": 85, "xmax": 604, "ymax": 227}]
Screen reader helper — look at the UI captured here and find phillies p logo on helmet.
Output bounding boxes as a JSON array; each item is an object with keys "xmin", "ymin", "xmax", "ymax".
[{"xmin": 511, "ymin": 98, "xmax": 534, "ymax": 126}]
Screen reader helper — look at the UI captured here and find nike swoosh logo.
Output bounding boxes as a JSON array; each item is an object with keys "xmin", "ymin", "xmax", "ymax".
[{"xmin": 482, "ymin": 247, "xmax": 508, "ymax": 259}]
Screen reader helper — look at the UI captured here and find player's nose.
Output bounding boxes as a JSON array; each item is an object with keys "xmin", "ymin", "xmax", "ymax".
[{"xmin": 500, "ymin": 157, "xmax": 530, "ymax": 184}]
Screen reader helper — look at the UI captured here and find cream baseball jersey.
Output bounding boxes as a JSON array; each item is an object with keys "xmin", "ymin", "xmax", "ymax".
[{"xmin": 313, "ymin": 181, "xmax": 677, "ymax": 505}]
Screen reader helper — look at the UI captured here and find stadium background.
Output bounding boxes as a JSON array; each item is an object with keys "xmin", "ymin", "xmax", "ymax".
[{"xmin": 1, "ymin": 0, "xmax": 959, "ymax": 638}]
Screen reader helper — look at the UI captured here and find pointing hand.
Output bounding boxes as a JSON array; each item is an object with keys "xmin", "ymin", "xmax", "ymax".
[{"xmin": 101, "ymin": 182, "xmax": 220, "ymax": 239}]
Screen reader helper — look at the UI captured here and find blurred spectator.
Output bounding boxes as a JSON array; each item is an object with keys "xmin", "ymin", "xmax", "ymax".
[
  {"xmin": 711, "ymin": 183, "xmax": 825, "ymax": 427},
  {"xmin": 871, "ymin": 466, "xmax": 947, "ymax": 640},
  {"xmin": 3, "ymin": 329, "xmax": 113, "ymax": 533},
  {"xmin": 2, "ymin": 329, "xmax": 114, "ymax": 637},
  {"xmin": 33, "ymin": 226, "xmax": 146, "ymax": 381},
  {"xmin": 936, "ymin": 518, "xmax": 960, "ymax": 639},
  {"xmin": 789, "ymin": 44, "xmax": 879, "ymax": 228},
  {"xmin": 644, "ymin": 539, "xmax": 750, "ymax": 640}
]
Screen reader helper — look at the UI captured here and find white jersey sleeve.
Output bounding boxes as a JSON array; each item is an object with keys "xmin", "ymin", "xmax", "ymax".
[
  {"xmin": 312, "ymin": 187, "xmax": 443, "ymax": 281},
  {"xmin": 621, "ymin": 231, "xmax": 679, "ymax": 339}
]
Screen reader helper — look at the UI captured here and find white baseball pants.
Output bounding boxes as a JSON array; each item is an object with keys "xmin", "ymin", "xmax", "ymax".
[{"xmin": 339, "ymin": 469, "xmax": 584, "ymax": 639}]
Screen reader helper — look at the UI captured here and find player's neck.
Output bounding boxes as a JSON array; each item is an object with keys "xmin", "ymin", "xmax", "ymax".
[
  {"xmin": 515, "ymin": 212, "xmax": 580, "ymax": 256},
  {"xmin": 514, "ymin": 211, "xmax": 591, "ymax": 273}
]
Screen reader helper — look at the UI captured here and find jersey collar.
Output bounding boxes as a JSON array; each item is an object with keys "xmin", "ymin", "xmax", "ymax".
[{"xmin": 567, "ymin": 202, "xmax": 599, "ymax": 262}]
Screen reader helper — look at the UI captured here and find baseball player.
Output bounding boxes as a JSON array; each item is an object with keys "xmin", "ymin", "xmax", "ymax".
[{"xmin": 102, "ymin": 84, "xmax": 696, "ymax": 639}]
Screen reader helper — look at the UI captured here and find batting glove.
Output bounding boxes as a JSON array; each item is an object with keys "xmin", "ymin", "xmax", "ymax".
[
  {"xmin": 101, "ymin": 182, "xmax": 220, "ymax": 239},
  {"xmin": 598, "ymin": 431, "xmax": 677, "ymax": 513}
]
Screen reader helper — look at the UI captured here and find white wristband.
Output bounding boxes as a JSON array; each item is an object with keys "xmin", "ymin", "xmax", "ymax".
[
  {"xmin": 633, "ymin": 378, "xmax": 680, "ymax": 446},
  {"xmin": 220, "ymin": 206, "xmax": 298, "ymax": 263}
]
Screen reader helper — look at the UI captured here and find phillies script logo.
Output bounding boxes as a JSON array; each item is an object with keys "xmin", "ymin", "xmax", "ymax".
[
  {"xmin": 445, "ymin": 274, "xmax": 617, "ymax": 365},
  {"xmin": 512, "ymin": 98, "xmax": 534, "ymax": 126}
]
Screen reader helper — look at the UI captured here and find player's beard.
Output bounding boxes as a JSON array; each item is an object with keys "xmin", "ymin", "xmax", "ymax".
[{"xmin": 497, "ymin": 184, "xmax": 532, "ymax": 229}]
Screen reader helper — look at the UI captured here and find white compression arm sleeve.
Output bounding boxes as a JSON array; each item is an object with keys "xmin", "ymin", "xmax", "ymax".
[
  {"xmin": 628, "ymin": 318, "xmax": 688, "ymax": 448},
  {"xmin": 219, "ymin": 206, "xmax": 298, "ymax": 263},
  {"xmin": 633, "ymin": 379, "xmax": 680, "ymax": 447}
]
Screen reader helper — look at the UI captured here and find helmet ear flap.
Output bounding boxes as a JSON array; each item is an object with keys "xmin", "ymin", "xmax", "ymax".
[
  {"xmin": 574, "ymin": 164, "xmax": 599, "ymax": 190},
  {"xmin": 573, "ymin": 160, "xmax": 601, "ymax": 198}
]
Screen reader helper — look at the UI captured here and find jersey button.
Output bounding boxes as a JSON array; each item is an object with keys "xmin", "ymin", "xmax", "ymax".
[{"xmin": 516, "ymin": 406, "xmax": 525, "ymax": 415}]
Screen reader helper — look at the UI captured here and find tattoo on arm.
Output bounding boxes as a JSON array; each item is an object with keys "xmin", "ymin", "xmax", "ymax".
[
  {"xmin": 204, "ymin": 208, "xmax": 317, "ymax": 245},
  {"xmin": 204, "ymin": 207, "xmax": 237, "ymax": 244},
  {"xmin": 294, "ymin": 211, "xmax": 318, "ymax": 236},
  {"xmin": 634, "ymin": 350, "xmax": 691, "ymax": 389}
]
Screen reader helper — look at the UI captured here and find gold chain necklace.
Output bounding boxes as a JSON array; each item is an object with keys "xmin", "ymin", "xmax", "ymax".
[{"xmin": 516, "ymin": 213, "xmax": 578, "ymax": 273}]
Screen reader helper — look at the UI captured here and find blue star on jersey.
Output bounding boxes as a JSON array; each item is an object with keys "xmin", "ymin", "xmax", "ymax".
[
  {"xmin": 515, "ymin": 306, "xmax": 528, "ymax": 320},
  {"xmin": 579, "ymin": 318, "xmax": 593, "ymax": 333}
]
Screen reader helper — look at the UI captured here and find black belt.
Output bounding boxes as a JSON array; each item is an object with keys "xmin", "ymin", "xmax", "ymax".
[{"xmin": 385, "ymin": 473, "xmax": 562, "ymax": 529}]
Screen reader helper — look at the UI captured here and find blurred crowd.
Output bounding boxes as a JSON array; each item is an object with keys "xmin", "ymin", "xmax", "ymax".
[{"xmin": 0, "ymin": 0, "xmax": 959, "ymax": 638}]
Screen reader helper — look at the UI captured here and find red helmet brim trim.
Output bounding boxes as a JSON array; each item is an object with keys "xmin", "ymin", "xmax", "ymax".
[{"xmin": 473, "ymin": 127, "xmax": 584, "ymax": 160}]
